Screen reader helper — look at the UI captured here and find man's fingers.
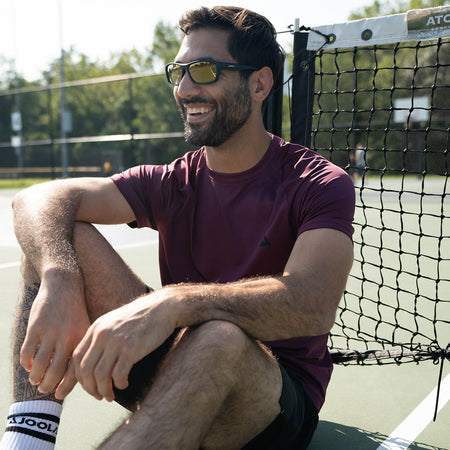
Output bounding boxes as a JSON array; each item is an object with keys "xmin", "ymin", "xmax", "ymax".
[
  {"xmin": 73, "ymin": 333, "xmax": 131, "ymax": 402},
  {"xmin": 94, "ymin": 353, "xmax": 119, "ymax": 402},
  {"xmin": 19, "ymin": 333, "xmax": 40, "ymax": 373},
  {"xmin": 55, "ymin": 360, "xmax": 77, "ymax": 400},
  {"xmin": 27, "ymin": 341, "xmax": 54, "ymax": 385},
  {"xmin": 73, "ymin": 340, "xmax": 103, "ymax": 400},
  {"xmin": 38, "ymin": 346, "xmax": 71, "ymax": 393},
  {"xmin": 111, "ymin": 357, "xmax": 132, "ymax": 391}
]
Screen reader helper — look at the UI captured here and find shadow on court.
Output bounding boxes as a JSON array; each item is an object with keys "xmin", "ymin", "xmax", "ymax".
[{"xmin": 309, "ymin": 421, "xmax": 447, "ymax": 450}]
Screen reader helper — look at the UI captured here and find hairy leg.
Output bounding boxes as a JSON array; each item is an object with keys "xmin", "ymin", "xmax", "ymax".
[
  {"xmin": 99, "ymin": 320, "xmax": 283, "ymax": 450},
  {"xmin": 72, "ymin": 222, "xmax": 147, "ymax": 320},
  {"xmin": 12, "ymin": 260, "xmax": 57, "ymax": 403},
  {"xmin": 11, "ymin": 222, "xmax": 147, "ymax": 403}
]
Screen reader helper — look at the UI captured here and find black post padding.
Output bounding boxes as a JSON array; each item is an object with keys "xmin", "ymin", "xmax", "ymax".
[{"xmin": 290, "ymin": 31, "xmax": 316, "ymax": 147}]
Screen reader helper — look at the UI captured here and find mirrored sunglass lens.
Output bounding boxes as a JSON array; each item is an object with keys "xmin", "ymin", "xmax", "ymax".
[
  {"xmin": 189, "ymin": 61, "xmax": 217, "ymax": 83},
  {"xmin": 168, "ymin": 64, "xmax": 183, "ymax": 84}
]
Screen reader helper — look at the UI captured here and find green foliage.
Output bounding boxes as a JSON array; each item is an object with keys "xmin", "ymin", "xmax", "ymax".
[
  {"xmin": 0, "ymin": 56, "xmax": 16, "ymax": 90},
  {"xmin": 349, "ymin": 0, "xmax": 449, "ymax": 19},
  {"xmin": 310, "ymin": 38, "xmax": 450, "ymax": 175},
  {"xmin": 0, "ymin": 178, "xmax": 51, "ymax": 189},
  {"xmin": 316, "ymin": 0, "xmax": 450, "ymax": 176},
  {"xmin": 150, "ymin": 21, "xmax": 182, "ymax": 70},
  {"xmin": 0, "ymin": 20, "xmax": 190, "ymax": 172},
  {"xmin": 1, "ymin": 8, "xmax": 448, "ymax": 176}
]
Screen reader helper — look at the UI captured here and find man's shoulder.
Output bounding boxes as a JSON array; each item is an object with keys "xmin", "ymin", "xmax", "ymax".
[
  {"xmin": 271, "ymin": 136, "xmax": 341, "ymax": 174},
  {"xmin": 111, "ymin": 147, "xmax": 206, "ymax": 188},
  {"xmin": 167, "ymin": 147, "xmax": 206, "ymax": 173},
  {"xmin": 270, "ymin": 135, "xmax": 321, "ymax": 160}
]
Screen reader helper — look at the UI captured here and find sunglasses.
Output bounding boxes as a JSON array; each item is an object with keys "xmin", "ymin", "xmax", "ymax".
[{"xmin": 165, "ymin": 59, "xmax": 257, "ymax": 86}]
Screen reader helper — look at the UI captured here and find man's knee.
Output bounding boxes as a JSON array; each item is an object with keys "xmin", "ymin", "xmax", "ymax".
[
  {"xmin": 18, "ymin": 223, "xmax": 98, "ymax": 284},
  {"xmin": 183, "ymin": 320, "xmax": 250, "ymax": 363}
]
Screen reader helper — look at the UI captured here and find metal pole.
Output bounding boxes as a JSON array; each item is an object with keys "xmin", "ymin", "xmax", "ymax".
[
  {"xmin": 47, "ymin": 86, "xmax": 56, "ymax": 179},
  {"xmin": 59, "ymin": 0, "xmax": 68, "ymax": 178},
  {"xmin": 13, "ymin": 76, "xmax": 23, "ymax": 173},
  {"xmin": 11, "ymin": 0, "xmax": 23, "ymax": 175}
]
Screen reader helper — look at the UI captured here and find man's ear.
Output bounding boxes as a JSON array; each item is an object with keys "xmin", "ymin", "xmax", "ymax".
[{"xmin": 251, "ymin": 67, "xmax": 274, "ymax": 103}]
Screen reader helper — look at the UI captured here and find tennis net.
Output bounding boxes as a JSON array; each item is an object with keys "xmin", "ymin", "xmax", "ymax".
[{"xmin": 289, "ymin": 6, "xmax": 450, "ymax": 366}]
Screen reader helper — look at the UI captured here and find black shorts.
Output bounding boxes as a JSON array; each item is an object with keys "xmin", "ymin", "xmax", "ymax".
[
  {"xmin": 242, "ymin": 365, "xmax": 318, "ymax": 449},
  {"xmin": 113, "ymin": 332, "xmax": 318, "ymax": 449}
]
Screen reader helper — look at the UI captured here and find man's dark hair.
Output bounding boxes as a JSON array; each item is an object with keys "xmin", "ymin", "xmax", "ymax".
[{"xmin": 179, "ymin": 6, "xmax": 285, "ymax": 83}]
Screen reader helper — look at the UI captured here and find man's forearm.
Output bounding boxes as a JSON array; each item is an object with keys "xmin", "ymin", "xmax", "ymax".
[
  {"xmin": 156, "ymin": 230, "xmax": 353, "ymax": 342},
  {"xmin": 161, "ymin": 274, "xmax": 340, "ymax": 342}
]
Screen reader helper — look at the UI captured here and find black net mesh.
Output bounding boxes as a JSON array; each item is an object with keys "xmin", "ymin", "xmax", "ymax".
[{"xmin": 308, "ymin": 37, "xmax": 450, "ymax": 365}]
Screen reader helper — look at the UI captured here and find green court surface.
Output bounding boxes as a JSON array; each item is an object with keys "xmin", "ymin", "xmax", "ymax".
[
  {"xmin": 0, "ymin": 188, "xmax": 448, "ymax": 449},
  {"xmin": 332, "ymin": 176, "xmax": 450, "ymax": 360}
]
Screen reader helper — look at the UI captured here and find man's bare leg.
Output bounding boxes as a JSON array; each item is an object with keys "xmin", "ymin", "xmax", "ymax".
[
  {"xmin": 12, "ymin": 222, "xmax": 147, "ymax": 401},
  {"xmin": 1, "ymin": 222, "xmax": 147, "ymax": 449},
  {"xmin": 72, "ymin": 222, "xmax": 147, "ymax": 320},
  {"xmin": 99, "ymin": 320, "xmax": 283, "ymax": 450},
  {"xmin": 13, "ymin": 261, "xmax": 58, "ymax": 403}
]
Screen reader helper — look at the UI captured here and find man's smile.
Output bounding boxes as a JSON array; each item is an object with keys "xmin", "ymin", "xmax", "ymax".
[{"xmin": 185, "ymin": 105, "xmax": 214, "ymax": 123}]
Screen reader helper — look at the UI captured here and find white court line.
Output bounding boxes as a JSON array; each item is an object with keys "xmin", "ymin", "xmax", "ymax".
[
  {"xmin": 0, "ymin": 261, "xmax": 20, "ymax": 270},
  {"xmin": 377, "ymin": 372, "xmax": 450, "ymax": 450},
  {"xmin": 114, "ymin": 240, "xmax": 157, "ymax": 251},
  {"xmin": 0, "ymin": 240, "xmax": 157, "ymax": 271}
]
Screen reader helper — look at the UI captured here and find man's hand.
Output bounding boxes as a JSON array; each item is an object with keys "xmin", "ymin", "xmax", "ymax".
[
  {"xmin": 56, "ymin": 294, "xmax": 176, "ymax": 402},
  {"xmin": 20, "ymin": 270, "xmax": 90, "ymax": 395}
]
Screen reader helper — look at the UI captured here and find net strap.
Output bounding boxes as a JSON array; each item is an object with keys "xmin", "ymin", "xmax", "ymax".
[{"xmin": 433, "ymin": 343, "xmax": 450, "ymax": 421}]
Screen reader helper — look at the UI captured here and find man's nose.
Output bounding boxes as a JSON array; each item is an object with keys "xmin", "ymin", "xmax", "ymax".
[{"xmin": 175, "ymin": 71, "xmax": 203, "ymax": 98}]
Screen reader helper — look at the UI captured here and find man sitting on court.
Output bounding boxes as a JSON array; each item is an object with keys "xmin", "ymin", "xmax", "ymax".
[{"xmin": 1, "ymin": 6, "xmax": 355, "ymax": 449}]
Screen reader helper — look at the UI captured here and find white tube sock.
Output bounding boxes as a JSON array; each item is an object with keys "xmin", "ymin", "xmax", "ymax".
[{"xmin": 0, "ymin": 401, "xmax": 62, "ymax": 450}]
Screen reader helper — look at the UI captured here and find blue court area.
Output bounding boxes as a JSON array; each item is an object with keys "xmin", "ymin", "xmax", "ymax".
[{"xmin": 0, "ymin": 188, "xmax": 448, "ymax": 449}]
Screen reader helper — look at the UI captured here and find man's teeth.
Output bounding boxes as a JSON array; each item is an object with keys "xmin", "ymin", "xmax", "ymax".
[{"xmin": 187, "ymin": 107, "xmax": 211, "ymax": 114}]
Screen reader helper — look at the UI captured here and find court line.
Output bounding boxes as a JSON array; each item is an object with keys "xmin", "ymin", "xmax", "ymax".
[
  {"xmin": 377, "ymin": 372, "xmax": 450, "ymax": 450},
  {"xmin": 0, "ymin": 240, "xmax": 157, "ymax": 271},
  {"xmin": 114, "ymin": 240, "xmax": 158, "ymax": 250},
  {"xmin": 0, "ymin": 261, "xmax": 20, "ymax": 270}
]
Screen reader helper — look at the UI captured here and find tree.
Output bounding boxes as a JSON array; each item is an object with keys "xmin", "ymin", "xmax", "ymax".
[
  {"xmin": 149, "ymin": 21, "xmax": 181, "ymax": 70},
  {"xmin": 311, "ymin": 0, "xmax": 450, "ymax": 175},
  {"xmin": 349, "ymin": 0, "xmax": 449, "ymax": 20},
  {"xmin": 0, "ymin": 19, "xmax": 190, "ymax": 171}
]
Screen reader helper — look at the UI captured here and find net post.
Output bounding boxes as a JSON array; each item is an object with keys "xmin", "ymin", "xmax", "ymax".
[{"xmin": 290, "ymin": 31, "xmax": 316, "ymax": 147}]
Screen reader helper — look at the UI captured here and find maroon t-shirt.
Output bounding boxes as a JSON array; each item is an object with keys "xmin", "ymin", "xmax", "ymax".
[{"xmin": 111, "ymin": 134, "xmax": 355, "ymax": 410}]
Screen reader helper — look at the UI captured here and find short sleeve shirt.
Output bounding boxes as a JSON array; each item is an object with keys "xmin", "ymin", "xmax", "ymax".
[{"xmin": 111, "ymin": 134, "xmax": 355, "ymax": 410}]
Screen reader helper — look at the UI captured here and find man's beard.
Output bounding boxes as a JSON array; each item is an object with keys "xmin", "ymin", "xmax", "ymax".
[{"xmin": 177, "ymin": 78, "xmax": 252, "ymax": 147}]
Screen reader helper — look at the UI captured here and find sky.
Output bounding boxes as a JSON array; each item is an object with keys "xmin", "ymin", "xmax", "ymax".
[{"xmin": 1, "ymin": 0, "xmax": 374, "ymax": 81}]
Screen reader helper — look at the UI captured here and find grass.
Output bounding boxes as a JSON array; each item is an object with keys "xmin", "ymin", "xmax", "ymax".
[{"xmin": 0, "ymin": 178, "xmax": 52, "ymax": 190}]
